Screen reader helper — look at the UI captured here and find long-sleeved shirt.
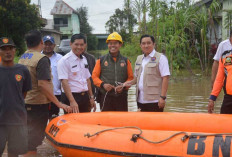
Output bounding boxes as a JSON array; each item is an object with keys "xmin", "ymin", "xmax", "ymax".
[{"xmin": 210, "ymin": 52, "xmax": 232, "ymax": 101}]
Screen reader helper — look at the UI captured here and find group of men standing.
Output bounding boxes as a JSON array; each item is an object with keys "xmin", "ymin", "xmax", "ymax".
[
  {"xmin": 0, "ymin": 30, "xmax": 170, "ymax": 156},
  {"xmin": 2, "ymin": 27, "xmax": 232, "ymax": 157}
]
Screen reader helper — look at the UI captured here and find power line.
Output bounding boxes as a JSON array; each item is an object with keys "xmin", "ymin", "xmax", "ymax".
[{"xmin": 89, "ymin": 11, "xmax": 115, "ymax": 17}]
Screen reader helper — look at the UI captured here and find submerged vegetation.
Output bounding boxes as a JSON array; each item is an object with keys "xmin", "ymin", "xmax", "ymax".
[{"xmin": 106, "ymin": 0, "xmax": 229, "ymax": 75}]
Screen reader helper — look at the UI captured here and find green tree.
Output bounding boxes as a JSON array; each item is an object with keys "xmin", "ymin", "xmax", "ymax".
[
  {"xmin": 0, "ymin": 0, "xmax": 42, "ymax": 54},
  {"xmin": 76, "ymin": 6, "xmax": 98, "ymax": 50},
  {"xmin": 105, "ymin": 8, "xmax": 136, "ymax": 42},
  {"xmin": 132, "ymin": 0, "xmax": 143, "ymax": 28},
  {"xmin": 124, "ymin": 0, "xmax": 137, "ymax": 41},
  {"xmin": 224, "ymin": 9, "xmax": 232, "ymax": 33},
  {"xmin": 113, "ymin": 0, "xmax": 224, "ymax": 74}
]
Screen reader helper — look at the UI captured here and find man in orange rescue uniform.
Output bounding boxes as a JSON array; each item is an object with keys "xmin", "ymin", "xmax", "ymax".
[
  {"xmin": 92, "ymin": 32, "xmax": 133, "ymax": 111},
  {"xmin": 208, "ymin": 50, "xmax": 232, "ymax": 114}
]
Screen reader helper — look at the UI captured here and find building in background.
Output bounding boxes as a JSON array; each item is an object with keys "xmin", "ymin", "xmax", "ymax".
[
  {"xmin": 94, "ymin": 34, "xmax": 108, "ymax": 50},
  {"xmin": 196, "ymin": 0, "xmax": 232, "ymax": 43},
  {"xmin": 51, "ymin": 0, "xmax": 80, "ymax": 39},
  {"xmin": 41, "ymin": 19, "xmax": 62, "ymax": 51}
]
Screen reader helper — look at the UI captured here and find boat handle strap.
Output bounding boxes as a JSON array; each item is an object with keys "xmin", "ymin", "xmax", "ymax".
[{"xmin": 84, "ymin": 127, "xmax": 232, "ymax": 144}]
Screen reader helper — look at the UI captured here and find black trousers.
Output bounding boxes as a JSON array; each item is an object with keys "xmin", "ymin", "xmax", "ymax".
[
  {"xmin": 221, "ymin": 94, "xmax": 232, "ymax": 114},
  {"xmin": 0, "ymin": 125, "xmax": 28, "ymax": 155},
  {"xmin": 137, "ymin": 102, "xmax": 164, "ymax": 112},
  {"xmin": 49, "ymin": 95, "xmax": 61, "ymax": 118},
  {"xmin": 61, "ymin": 92, "xmax": 90, "ymax": 113},
  {"xmin": 100, "ymin": 92, "xmax": 128, "ymax": 111},
  {"xmin": 26, "ymin": 104, "xmax": 49, "ymax": 151}
]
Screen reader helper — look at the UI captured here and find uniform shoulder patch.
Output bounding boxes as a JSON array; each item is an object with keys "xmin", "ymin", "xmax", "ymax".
[{"xmin": 15, "ymin": 74, "xmax": 22, "ymax": 82}]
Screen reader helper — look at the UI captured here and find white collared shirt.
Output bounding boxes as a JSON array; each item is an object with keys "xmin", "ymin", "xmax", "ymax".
[
  {"xmin": 57, "ymin": 50, "xmax": 91, "ymax": 93},
  {"xmin": 42, "ymin": 51, "xmax": 63, "ymax": 95},
  {"xmin": 213, "ymin": 39, "xmax": 232, "ymax": 61},
  {"xmin": 137, "ymin": 49, "xmax": 170, "ymax": 103}
]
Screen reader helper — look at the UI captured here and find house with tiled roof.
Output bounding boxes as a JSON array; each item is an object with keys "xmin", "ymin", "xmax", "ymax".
[{"xmin": 51, "ymin": 0, "xmax": 80, "ymax": 39}]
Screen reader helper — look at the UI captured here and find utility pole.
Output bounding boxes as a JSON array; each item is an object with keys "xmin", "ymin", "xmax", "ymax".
[{"xmin": 38, "ymin": 0, "xmax": 42, "ymax": 17}]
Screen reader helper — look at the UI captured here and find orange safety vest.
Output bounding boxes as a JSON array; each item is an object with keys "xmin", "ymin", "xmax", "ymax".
[
  {"xmin": 0, "ymin": 56, "xmax": 1, "ymax": 63},
  {"xmin": 211, "ymin": 50, "xmax": 232, "ymax": 99}
]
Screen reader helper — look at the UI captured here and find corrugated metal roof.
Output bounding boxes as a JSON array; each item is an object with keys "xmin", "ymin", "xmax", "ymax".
[{"xmin": 51, "ymin": 0, "xmax": 77, "ymax": 15}]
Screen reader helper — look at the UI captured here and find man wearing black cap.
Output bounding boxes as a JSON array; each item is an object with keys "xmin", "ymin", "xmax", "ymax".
[
  {"xmin": 42, "ymin": 35, "xmax": 63, "ymax": 120},
  {"xmin": 0, "ymin": 37, "xmax": 32, "ymax": 157}
]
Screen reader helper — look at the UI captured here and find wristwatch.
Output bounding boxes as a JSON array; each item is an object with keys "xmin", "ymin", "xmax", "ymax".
[
  {"xmin": 160, "ymin": 96, "xmax": 166, "ymax": 100},
  {"xmin": 89, "ymin": 95, "xmax": 94, "ymax": 99}
]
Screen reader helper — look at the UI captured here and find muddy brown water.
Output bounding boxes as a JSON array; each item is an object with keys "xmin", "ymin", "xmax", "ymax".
[{"xmin": 3, "ymin": 76, "xmax": 224, "ymax": 156}]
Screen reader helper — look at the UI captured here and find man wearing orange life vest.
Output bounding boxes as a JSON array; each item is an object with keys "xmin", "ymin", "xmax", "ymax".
[
  {"xmin": 211, "ymin": 31, "xmax": 232, "ymax": 88},
  {"xmin": 208, "ymin": 50, "xmax": 232, "ymax": 114},
  {"xmin": 92, "ymin": 32, "xmax": 133, "ymax": 111}
]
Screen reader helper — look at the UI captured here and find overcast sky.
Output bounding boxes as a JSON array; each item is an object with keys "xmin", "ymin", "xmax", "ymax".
[{"xmin": 31, "ymin": 0, "xmax": 125, "ymax": 34}]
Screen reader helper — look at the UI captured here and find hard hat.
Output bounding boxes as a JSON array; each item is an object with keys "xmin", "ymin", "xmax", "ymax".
[{"xmin": 106, "ymin": 32, "xmax": 123, "ymax": 43}]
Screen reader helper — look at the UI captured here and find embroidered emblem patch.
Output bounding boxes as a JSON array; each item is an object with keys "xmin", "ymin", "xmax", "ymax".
[
  {"xmin": 120, "ymin": 62, "xmax": 125, "ymax": 67},
  {"xmin": 15, "ymin": 74, "xmax": 22, "ymax": 82},
  {"xmin": 225, "ymin": 57, "xmax": 232, "ymax": 66},
  {"xmin": 226, "ymin": 57, "xmax": 231, "ymax": 63},
  {"xmin": 104, "ymin": 61, "xmax": 108, "ymax": 66},
  {"xmin": 151, "ymin": 57, "xmax": 156, "ymax": 61},
  {"xmin": 2, "ymin": 38, "xmax": 9, "ymax": 44}
]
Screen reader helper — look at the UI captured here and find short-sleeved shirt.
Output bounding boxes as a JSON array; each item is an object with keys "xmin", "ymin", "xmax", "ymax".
[
  {"xmin": 57, "ymin": 50, "xmax": 91, "ymax": 93},
  {"xmin": 37, "ymin": 56, "xmax": 51, "ymax": 80},
  {"xmin": 42, "ymin": 51, "xmax": 62, "ymax": 95},
  {"xmin": 213, "ymin": 39, "xmax": 232, "ymax": 61},
  {"xmin": 0, "ymin": 64, "xmax": 32, "ymax": 125},
  {"xmin": 136, "ymin": 50, "xmax": 170, "ymax": 103}
]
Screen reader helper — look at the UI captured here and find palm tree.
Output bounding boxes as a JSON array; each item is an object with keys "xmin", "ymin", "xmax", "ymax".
[{"xmin": 224, "ymin": 9, "xmax": 232, "ymax": 33}]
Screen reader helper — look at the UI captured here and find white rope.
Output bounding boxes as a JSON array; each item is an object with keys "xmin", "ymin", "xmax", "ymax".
[{"xmin": 100, "ymin": 91, "xmax": 108, "ymax": 112}]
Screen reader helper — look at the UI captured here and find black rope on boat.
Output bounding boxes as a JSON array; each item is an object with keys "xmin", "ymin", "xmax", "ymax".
[
  {"xmin": 142, "ymin": 132, "xmax": 232, "ymax": 144},
  {"xmin": 84, "ymin": 126, "xmax": 143, "ymax": 141},
  {"xmin": 84, "ymin": 126, "xmax": 232, "ymax": 144},
  {"xmin": 141, "ymin": 132, "xmax": 189, "ymax": 144},
  {"xmin": 84, "ymin": 126, "xmax": 189, "ymax": 144},
  {"xmin": 181, "ymin": 133, "xmax": 232, "ymax": 142}
]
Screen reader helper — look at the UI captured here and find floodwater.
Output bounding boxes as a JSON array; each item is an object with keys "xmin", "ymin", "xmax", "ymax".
[
  {"xmin": 128, "ymin": 76, "xmax": 223, "ymax": 113},
  {"xmin": 165, "ymin": 76, "xmax": 223, "ymax": 113},
  {"xmin": 3, "ymin": 76, "xmax": 224, "ymax": 157}
]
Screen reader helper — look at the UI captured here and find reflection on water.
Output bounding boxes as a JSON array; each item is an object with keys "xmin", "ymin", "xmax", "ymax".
[{"xmin": 127, "ymin": 76, "xmax": 224, "ymax": 113}]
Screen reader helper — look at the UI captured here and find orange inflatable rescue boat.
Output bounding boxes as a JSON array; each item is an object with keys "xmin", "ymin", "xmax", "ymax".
[{"xmin": 45, "ymin": 112, "xmax": 232, "ymax": 157}]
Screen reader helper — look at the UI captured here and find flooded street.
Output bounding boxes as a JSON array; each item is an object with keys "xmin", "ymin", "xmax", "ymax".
[
  {"xmin": 3, "ymin": 76, "xmax": 225, "ymax": 157},
  {"xmin": 128, "ymin": 76, "xmax": 223, "ymax": 113},
  {"xmin": 165, "ymin": 76, "xmax": 223, "ymax": 113}
]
